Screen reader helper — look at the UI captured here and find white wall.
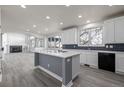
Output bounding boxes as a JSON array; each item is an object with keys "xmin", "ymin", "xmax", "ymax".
[
  {"xmin": 2, "ymin": 32, "xmax": 27, "ymax": 53},
  {"xmin": 7, "ymin": 32, "xmax": 26, "ymax": 46}
]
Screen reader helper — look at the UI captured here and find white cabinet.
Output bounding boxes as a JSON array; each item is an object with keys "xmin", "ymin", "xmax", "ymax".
[
  {"xmin": 61, "ymin": 31, "xmax": 68, "ymax": 44},
  {"xmin": 0, "ymin": 8, "xmax": 1, "ymax": 28},
  {"xmin": 116, "ymin": 53, "xmax": 124, "ymax": 73},
  {"xmin": 115, "ymin": 17, "xmax": 124, "ymax": 43},
  {"xmin": 80, "ymin": 52, "xmax": 87, "ymax": 64},
  {"xmin": 0, "ymin": 8, "xmax": 1, "ymax": 32},
  {"xmin": 86, "ymin": 52, "xmax": 98, "ymax": 67},
  {"xmin": 103, "ymin": 19, "xmax": 115, "ymax": 43},
  {"xmin": 104, "ymin": 16, "xmax": 124, "ymax": 43},
  {"xmin": 0, "ymin": 8, "xmax": 1, "ymax": 49},
  {"xmin": 80, "ymin": 51, "xmax": 98, "ymax": 67},
  {"xmin": 61, "ymin": 28, "xmax": 78, "ymax": 44}
]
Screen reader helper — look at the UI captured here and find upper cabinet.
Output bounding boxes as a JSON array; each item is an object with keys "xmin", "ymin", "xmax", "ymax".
[
  {"xmin": 104, "ymin": 16, "xmax": 124, "ymax": 44},
  {"xmin": 0, "ymin": 8, "xmax": 1, "ymax": 27},
  {"xmin": 0, "ymin": 8, "xmax": 1, "ymax": 48},
  {"xmin": 0, "ymin": 8, "xmax": 1, "ymax": 31},
  {"xmin": 61, "ymin": 16, "xmax": 124, "ymax": 45},
  {"xmin": 103, "ymin": 19, "xmax": 115, "ymax": 44},
  {"xmin": 61, "ymin": 28, "xmax": 78, "ymax": 44},
  {"xmin": 114, "ymin": 16, "xmax": 124, "ymax": 43}
]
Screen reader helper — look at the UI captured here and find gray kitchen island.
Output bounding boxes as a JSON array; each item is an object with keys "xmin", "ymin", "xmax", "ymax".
[{"xmin": 34, "ymin": 49, "xmax": 80, "ymax": 87}]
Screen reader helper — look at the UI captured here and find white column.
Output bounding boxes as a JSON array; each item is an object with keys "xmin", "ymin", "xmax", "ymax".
[{"xmin": 44, "ymin": 36, "xmax": 48, "ymax": 49}]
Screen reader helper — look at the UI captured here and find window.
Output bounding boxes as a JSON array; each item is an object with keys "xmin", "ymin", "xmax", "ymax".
[
  {"xmin": 80, "ymin": 30, "xmax": 89, "ymax": 45},
  {"xmin": 48, "ymin": 35, "xmax": 62, "ymax": 48},
  {"xmin": 79, "ymin": 26, "xmax": 103, "ymax": 46},
  {"xmin": 29, "ymin": 36, "xmax": 36, "ymax": 48},
  {"xmin": 55, "ymin": 36, "xmax": 62, "ymax": 48},
  {"xmin": 36, "ymin": 39, "xmax": 44, "ymax": 47},
  {"xmin": 48, "ymin": 37, "xmax": 55, "ymax": 48},
  {"xmin": 90, "ymin": 27, "xmax": 103, "ymax": 45},
  {"xmin": 29, "ymin": 36, "xmax": 44, "ymax": 48}
]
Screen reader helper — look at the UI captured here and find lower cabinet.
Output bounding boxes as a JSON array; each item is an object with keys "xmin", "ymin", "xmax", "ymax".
[
  {"xmin": 87, "ymin": 52, "xmax": 98, "ymax": 67},
  {"xmin": 80, "ymin": 51, "xmax": 98, "ymax": 68},
  {"xmin": 80, "ymin": 52, "xmax": 87, "ymax": 65},
  {"xmin": 78, "ymin": 50, "xmax": 124, "ymax": 74},
  {"xmin": 116, "ymin": 53, "xmax": 124, "ymax": 73}
]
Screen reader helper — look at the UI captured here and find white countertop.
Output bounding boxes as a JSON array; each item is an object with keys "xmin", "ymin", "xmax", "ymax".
[
  {"xmin": 34, "ymin": 49, "xmax": 80, "ymax": 58},
  {"xmin": 63, "ymin": 49, "xmax": 124, "ymax": 54},
  {"xmin": 34, "ymin": 48, "xmax": 124, "ymax": 58}
]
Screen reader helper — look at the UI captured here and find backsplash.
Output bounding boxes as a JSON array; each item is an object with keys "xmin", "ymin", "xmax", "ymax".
[
  {"xmin": 62, "ymin": 44, "xmax": 105, "ymax": 50},
  {"xmin": 105, "ymin": 43, "xmax": 124, "ymax": 51},
  {"xmin": 63, "ymin": 43, "xmax": 124, "ymax": 51},
  {"xmin": 62, "ymin": 44, "xmax": 78, "ymax": 49}
]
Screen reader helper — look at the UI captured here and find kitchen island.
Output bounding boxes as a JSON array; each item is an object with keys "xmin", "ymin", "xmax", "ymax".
[{"xmin": 34, "ymin": 49, "xmax": 80, "ymax": 87}]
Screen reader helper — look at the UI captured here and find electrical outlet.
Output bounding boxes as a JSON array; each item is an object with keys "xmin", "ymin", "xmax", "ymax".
[
  {"xmin": 110, "ymin": 45, "xmax": 113, "ymax": 49},
  {"xmin": 106, "ymin": 45, "xmax": 108, "ymax": 48}
]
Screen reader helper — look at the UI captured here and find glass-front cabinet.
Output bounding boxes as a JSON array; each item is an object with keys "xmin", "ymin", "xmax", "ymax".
[{"xmin": 79, "ymin": 26, "xmax": 103, "ymax": 46}]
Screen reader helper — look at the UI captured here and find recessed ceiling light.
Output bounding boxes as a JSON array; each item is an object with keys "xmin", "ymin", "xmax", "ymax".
[
  {"xmin": 26, "ymin": 29, "xmax": 30, "ymax": 31},
  {"xmin": 33, "ymin": 25, "xmax": 37, "ymax": 28},
  {"xmin": 45, "ymin": 28, "xmax": 48, "ymax": 31},
  {"xmin": 46, "ymin": 16, "xmax": 50, "ymax": 19},
  {"xmin": 21, "ymin": 5, "xmax": 26, "ymax": 8},
  {"xmin": 60, "ymin": 22, "xmax": 63, "ymax": 25},
  {"xmin": 86, "ymin": 20, "xmax": 90, "ymax": 23},
  {"xmin": 78, "ymin": 15, "xmax": 82, "ymax": 18}
]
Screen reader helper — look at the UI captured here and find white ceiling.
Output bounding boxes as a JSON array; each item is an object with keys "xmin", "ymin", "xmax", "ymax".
[{"xmin": 1, "ymin": 5, "xmax": 124, "ymax": 35}]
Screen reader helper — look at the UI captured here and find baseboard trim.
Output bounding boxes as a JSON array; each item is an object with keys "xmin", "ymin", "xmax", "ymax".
[
  {"xmin": 62, "ymin": 81, "xmax": 73, "ymax": 87},
  {"xmin": 81, "ymin": 64, "xmax": 124, "ymax": 76},
  {"xmin": 80, "ymin": 63, "xmax": 98, "ymax": 69},
  {"xmin": 116, "ymin": 71, "xmax": 124, "ymax": 75},
  {"xmin": 90, "ymin": 65, "xmax": 98, "ymax": 69},
  {"xmin": 72, "ymin": 73, "xmax": 79, "ymax": 80},
  {"xmin": 35, "ymin": 66, "xmax": 62, "ymax": 82},
  {"xmin": 35, "ymin": 66, "xmax": 74, "ymax": 87}
]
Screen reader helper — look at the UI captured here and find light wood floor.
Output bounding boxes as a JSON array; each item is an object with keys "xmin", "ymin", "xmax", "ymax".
[{"xmin": 0, "ymin": 53, "xmax": 124, "ymax": 87}]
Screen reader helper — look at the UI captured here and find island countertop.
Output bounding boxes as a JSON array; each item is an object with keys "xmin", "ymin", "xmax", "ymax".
[{"xmin": 34, "ymin": 49, "xmax": 80, "ymax": 58}]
